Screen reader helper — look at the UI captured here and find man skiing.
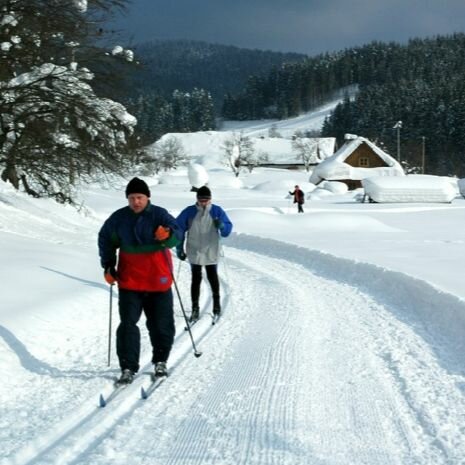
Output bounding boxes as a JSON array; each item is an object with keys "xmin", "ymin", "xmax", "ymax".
[
  {"xmin": 175, "ymin": 186, "xmax": 233, "ymax": 321},
  {"xmin": 98, "ymin": 177, "xmax": 181, "ymax": 384},
  {"xmin": 289, "ymin": 185, "xmax": 305, "ymax": 213}
]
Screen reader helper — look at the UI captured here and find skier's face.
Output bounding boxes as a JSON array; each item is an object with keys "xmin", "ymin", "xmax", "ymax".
[
  {"xmin": 128, "ymin": 193, "xmax": 149, "ymax": 213},
  {"xmin": 197, "ymin": 198, "xmax": 211, "ymax": 208}
]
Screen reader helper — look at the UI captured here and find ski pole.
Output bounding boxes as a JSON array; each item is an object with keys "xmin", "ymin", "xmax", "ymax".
[
  {"xmin": 163, "ymin": 250, "xmax": 202, "ymax": 358},
  {"xmin": 219, "ymin": 241, "xmax": 230, "ymax": 284},
  {"xmin": 176, "ymin": 256, "xmax": 183, "ymax": 282},
  {"xmin": 219, "ymin": 241, "xmax": 234, "ymax": 309},
  {"xmin": 107, "ymin": 284, "xmax": 114, "ymax": 367}
]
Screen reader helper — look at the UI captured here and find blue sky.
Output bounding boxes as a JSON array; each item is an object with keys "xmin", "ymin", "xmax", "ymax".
[{"xmin": 111, "ymin": 0, "xmax": 465, "ymax": 55}]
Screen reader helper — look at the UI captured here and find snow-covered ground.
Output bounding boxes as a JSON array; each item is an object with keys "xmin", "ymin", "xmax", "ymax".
[
  {"xmin": 2, "ymin": 107, "xmax": 465, "ymax": 464},
  {"xmin": 220, "ymin": 94, "xmax": 352, "ymax": 137}
]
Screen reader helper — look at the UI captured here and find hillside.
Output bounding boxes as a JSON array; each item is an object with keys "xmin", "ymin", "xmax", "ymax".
[{"xmin": 129, "ymin": 39, "xmax": 307, "ymax": 106}]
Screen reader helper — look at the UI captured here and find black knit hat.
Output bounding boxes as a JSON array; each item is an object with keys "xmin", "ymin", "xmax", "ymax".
[
  {"xmin": 125, "ymin": 177, "xmax": 150, "ymax": 198},
  {"xmin": 196, "ymin": 185, "xmax": 211, "ymax": 200}
]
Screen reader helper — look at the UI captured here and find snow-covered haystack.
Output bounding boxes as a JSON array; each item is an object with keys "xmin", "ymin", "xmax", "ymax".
[
  {"xmin": 188, "ymin": 163, "xmax": 209, "ymax": 188},
  {"xmin": 362, "ymin": 175, "xmax": 456, "ymax": 203}
]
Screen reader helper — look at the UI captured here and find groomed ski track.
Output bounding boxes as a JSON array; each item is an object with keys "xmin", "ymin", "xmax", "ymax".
[{"xmin": 3, "ymin": 234, "xmax": 465, "ymax": 465}]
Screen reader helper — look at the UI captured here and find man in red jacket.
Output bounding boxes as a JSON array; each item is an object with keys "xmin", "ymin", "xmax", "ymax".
[
  {"xmin": 289, "ymin": 185, "xmax": 305, "ymax": 213},
  {"xmin": 98, "ymin": 177, "xmax": 180, "ymax": 384}
]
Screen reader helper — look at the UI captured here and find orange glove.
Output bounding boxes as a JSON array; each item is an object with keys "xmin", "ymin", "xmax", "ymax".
[
  {"xmin": 154, "ymin": 225, "xmax": 170, "ymax": 241},
  {"xmin": 104, "ymin": 266, "xmax": 117, "ymax": 285}
]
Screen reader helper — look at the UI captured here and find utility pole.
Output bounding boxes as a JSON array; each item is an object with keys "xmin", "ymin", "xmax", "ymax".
[
  {"xmin": 421, "ymin": 136, "xmax": 426, "ymax": 174},
  {"xmin": 393, "ymin": 121, "xmax": 402, "ymax": 163}
]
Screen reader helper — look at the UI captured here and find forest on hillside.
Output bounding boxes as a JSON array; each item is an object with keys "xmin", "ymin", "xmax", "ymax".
[
  {"xmin": 5, "ymin": 0, "xmax": 463, "ymax": 208},
  {"xmin": 224, "ymin": 34, "xmax": 465, "ymax": 176},
  {"xmin": 123, "ymin": 40, "xmax": 306, "ymax": 144}
]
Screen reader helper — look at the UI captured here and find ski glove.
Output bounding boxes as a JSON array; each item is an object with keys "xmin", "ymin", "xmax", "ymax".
[
  {"xmin": 104, "ymin": 265, "xmax": 117, "ymax": 285},
  {"xmin": 213, "ymin": 218, "xmax": 224, "ymax": 230},
  {"xmin": 154, "ymin": 225, "xmax": 170, "ymax": 241},
  {"xmin": 176, "ymin": 248, "xmax": 187, "ymax": 261}
]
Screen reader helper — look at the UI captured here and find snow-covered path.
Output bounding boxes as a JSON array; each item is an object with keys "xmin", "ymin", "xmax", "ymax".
[{"xmin": 5, "ymin": 237, "xmax": 465, "ymax": 465}]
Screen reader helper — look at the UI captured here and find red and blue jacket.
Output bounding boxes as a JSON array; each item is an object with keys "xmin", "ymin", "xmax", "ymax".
[{"xmin": 98, "ymin": 203, "xmax": 180, "ymax": 292}]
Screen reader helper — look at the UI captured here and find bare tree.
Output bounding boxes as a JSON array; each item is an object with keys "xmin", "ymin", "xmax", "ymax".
[
  {"xmin": 146, "ymin": 136, "xmax": 187, "ymax": 174},
  {"xmin": 291, "ymin": 132, "xmax": 321, "ymax": 172},
  {"xmin": 222, "ymin": 132, "xmax": 255, "ymax": 177},
  {"xmin": 268, "ymin": 124, "xmax": 282, "ymax": 138}
]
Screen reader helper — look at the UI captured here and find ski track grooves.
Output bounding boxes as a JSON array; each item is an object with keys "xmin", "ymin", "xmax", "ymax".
[
  {"xmin": 4, "ymin": 235, "xmax": 465, "ymax": 465},
  {"xmin": 2, "ymin": 295, "xmax": 222, "ymax": 465},
  {"xmin": 161, "ymin": 257, "xmax": 302, "ymax": 465}
]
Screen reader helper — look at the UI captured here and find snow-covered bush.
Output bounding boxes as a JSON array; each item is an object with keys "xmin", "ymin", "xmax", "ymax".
[{"xmin": 319, "ymin": 180, "xmax": 348, "ymax": 194}]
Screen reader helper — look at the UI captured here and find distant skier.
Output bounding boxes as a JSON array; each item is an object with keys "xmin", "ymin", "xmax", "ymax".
[
  {"xmin": 98, "ymin": 177, "xmax": 181, "ymax": 384},
  {"xmin": 176, "ymin": 186, "xmax": 233, "ymax": 321},
  {"xmin": 289, "ymin": 185, "xmax": 305, "ymax": 213}
]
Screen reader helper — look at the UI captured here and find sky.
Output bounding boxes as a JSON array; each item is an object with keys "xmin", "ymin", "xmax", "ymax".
[
  {"xmin": 2, "ymin": 107, "xmax": 465, "ymax": 463},
  {"xmin": 110, "ymin": 0, "xmax": 465, "ymax": 55}
]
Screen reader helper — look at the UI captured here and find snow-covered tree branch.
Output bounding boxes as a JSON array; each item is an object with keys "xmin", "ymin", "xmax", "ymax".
[
  {"xmin": 0, "ymin": 0, "xmax": 135, "ymax": 202},
  {"xmin": 291, "ymin": 131, "xmax": 322, "ymax": 172},
  {"xmin": 222, "ymin": 132, "xmax": 258, "ymax": 177}
]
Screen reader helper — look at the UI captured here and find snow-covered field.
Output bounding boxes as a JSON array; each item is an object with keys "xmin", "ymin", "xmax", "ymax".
[{"xmin": 2, "ymin": 107, "xmax": 465, "ymax": 464}]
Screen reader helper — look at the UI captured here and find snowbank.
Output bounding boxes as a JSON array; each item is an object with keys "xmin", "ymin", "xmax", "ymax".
[
  {"xmin": 319, "ymin": 180, "xmax": 348, "ymax": 194},
  {"xmin": 252, "ymin": 179, "xmax": 316, "ymax": 196},
  {"xmin": 228, "ymin": 233, "xmax": 465, "ymax": 362},
  {"xmin": 362, "ymin": 175, "xmax": 457, "ymax": 203}
]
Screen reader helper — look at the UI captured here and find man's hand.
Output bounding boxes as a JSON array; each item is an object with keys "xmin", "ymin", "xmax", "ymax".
[
  {"xmin": 104, "ymin": 266, "xmax": 117, "ymax": 285},
  {"xmin": 213, "ymin": 218, "xmax": 224, "ymax": 230},
  {"xmin": 176, "ymin": 249, "xmax": 187, "ymax": 261},
  {"xmin": 154, "ymin": 225, "xmax": 170, "ymax": 241}
]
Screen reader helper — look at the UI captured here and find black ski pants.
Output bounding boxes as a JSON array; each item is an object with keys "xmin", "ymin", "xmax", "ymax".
[
  {"xmin": 190, "ymin": 264, "xmax": 220, "ymax": 308},
  {"xmin": 117, "ymin": 288, "xmax": 175, "ymax": 373}
]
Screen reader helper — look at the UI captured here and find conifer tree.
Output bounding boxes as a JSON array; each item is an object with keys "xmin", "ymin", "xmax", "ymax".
[{"xmin": 0, "ymin": 0, "xmax": 136, "ymax": 202}]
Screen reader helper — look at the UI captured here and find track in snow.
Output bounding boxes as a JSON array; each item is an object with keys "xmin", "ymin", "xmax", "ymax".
[
  {"xmin": 5, "ymin": 239, "xmax": 465, "ymax": 465},
  {"xmin": 69, "ymin": 241, "xmax": 465, "ymax": 465}
]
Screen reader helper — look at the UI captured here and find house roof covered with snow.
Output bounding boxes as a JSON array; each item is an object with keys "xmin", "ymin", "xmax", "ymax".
[
  {"xmin": 147, "ymin": 131, "xmax": 335, "ymax": 167},
  {"xmin": 252, "ymin": 137, "xmax": 336, "ymax": 164},
  {"xmin": 309, "ymin": 136, "xmax": 404, "ymax": 185}
]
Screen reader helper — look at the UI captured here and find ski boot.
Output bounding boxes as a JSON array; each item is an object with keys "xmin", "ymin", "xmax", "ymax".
[
  {"xmin": 116, "ymin": 368, "xmax": 134, "ymax": 385},
  {"xmin": 154, "ymin": 361, "xmax": 168, "ymax": 378},
  {"xmin": 190, "ymin": 305, "xmax": 200, "ymax": 322}
]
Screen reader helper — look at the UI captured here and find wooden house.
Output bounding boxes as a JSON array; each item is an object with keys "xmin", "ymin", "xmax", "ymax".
[{"xmin": 309, "ymin": 135, "xmax": 404, "ymax": 190}]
